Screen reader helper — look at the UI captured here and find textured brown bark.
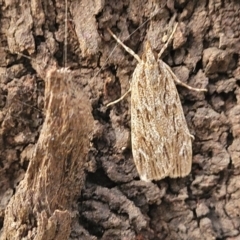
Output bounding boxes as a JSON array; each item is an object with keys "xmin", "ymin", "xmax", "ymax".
[
  {"xmin": 0, "ymin": 0, "xmax": 240, "ymax": 240},
  {"xmin": 0, "ymin": 0, "xmax": 94, "ymax": 239},
  {"xmin": 1, "ymin": 67, "xmax": 93, "ymax": 239}
]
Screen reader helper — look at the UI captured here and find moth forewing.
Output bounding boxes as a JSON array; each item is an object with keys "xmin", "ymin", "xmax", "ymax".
[
  {"xmin": 131, "ymin": 43, "xmax": 192, "ymax": 181},
  {"xmin": 107, "ymin": 26, "xmax": 206, "ymax": 182}
]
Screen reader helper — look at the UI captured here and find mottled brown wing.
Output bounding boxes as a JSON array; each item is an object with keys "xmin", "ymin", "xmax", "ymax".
[{"xmin": 131, "ymin": 43, "xmax": 192, "ymax": 181}]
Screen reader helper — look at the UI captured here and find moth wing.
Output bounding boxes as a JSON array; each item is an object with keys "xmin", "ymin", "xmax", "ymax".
[{"xmin": 131, "ymin": 48, "xmax": 192, "ymax": 181}]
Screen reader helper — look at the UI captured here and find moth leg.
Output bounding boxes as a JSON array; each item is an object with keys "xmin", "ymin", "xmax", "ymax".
[
  {"xmin": 106, "ymin": 28, "xmax": 139, "ymax": 107},
  {"xmin": 157, "ymin": 19, "xmax": 207, "ymax": 92},
  {"xmin": 158, "ymin": 22, "xmax": 178, "ymax": 59},
  {"xmin": 106, "ymin": 87, "xmax": 131, "ymax": 107},
  {"xmin": 165, "ymin": 64, "xmax": 207, "ymax": 92},
  {"xmin": 107, "ymin": 28, "xmax": 141, "ymax": 63}
]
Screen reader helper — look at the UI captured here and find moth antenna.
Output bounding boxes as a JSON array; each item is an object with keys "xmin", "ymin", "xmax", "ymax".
[
  {"xmin": 93, "ymin": 8, "xmax": 161, "ymax": 79},
  {"xmin": 64, "ymin": 0, "xmax": 68, "ymax": 80}
]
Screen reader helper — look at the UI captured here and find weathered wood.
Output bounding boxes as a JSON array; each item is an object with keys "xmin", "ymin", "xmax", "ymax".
[{"xmin": 1, "ymin": 67, "xmax": 93, "ymax": 239}]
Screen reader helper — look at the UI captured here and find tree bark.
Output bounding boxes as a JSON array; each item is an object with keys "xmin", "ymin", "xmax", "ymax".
[
  {"xmin": 1, "ymin": 1, "xmax": 94, "ymax": 239},
  {"xmin": 1, "ymin": 0, "xmax": 240, "ymax": 239}
]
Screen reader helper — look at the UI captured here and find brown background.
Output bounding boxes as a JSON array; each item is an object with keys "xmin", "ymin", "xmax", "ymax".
[{"xmin": 0, "ymin": 0, "xmax": 240, "ymax": 239}]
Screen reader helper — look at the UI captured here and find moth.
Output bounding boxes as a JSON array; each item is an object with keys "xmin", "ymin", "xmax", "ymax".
[{"xmin": 107, "ymin": 24, "xmax": 206, "ymax": 182}]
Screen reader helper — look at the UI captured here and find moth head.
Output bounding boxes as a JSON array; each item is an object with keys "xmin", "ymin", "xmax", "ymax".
[
  {"xmin": 142, "ymin": 41, "xmax": 157, "ymax": 64},
  {"xmin": 142, "ymin": 41, "xmax": 159, "ymax": 86}
]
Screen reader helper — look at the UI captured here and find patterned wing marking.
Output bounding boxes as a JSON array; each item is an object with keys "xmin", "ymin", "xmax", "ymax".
[{"xmin": 131, "ymin": 44, "xmax": 192, "ymax": 181}]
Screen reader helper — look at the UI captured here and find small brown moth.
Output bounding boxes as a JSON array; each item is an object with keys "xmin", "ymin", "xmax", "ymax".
[{"xmin": 107, "ymin": 24, "xmax": 207, "ymax": 182}]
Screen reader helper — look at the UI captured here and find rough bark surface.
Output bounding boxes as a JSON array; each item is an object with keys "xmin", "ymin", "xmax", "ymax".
[
  {"xmin": 1, "ymin": 67, "xmax": 94, "ymax": 239},
  {"xmin": 0, "ymin": 0, "xmax": 240, "ymax": 240}
]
